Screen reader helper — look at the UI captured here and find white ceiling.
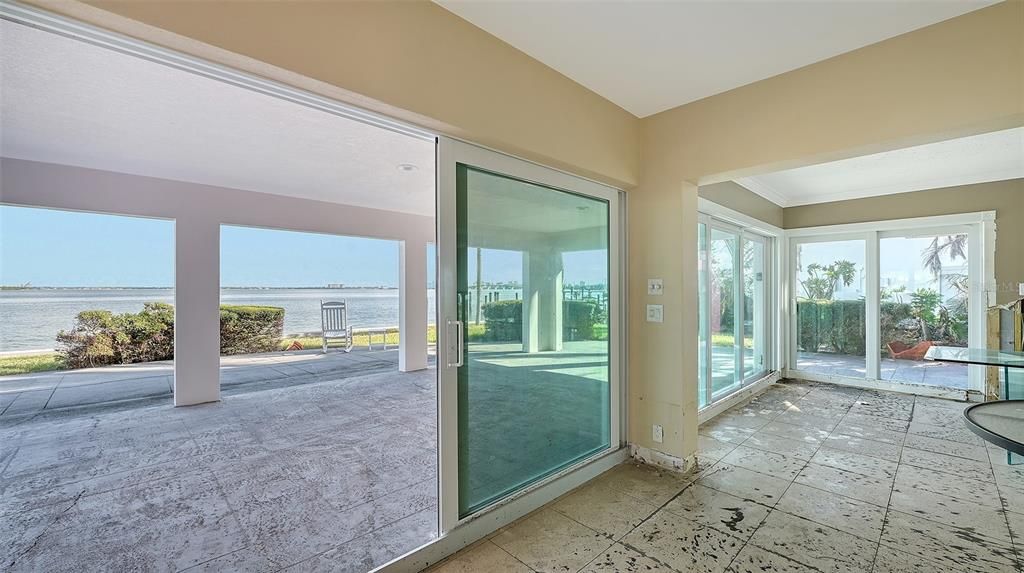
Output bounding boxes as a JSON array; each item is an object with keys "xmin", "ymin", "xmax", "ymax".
[
  {"xmin": 736, "ymin": 127, "xmax": 1024, "ymax": 207},
  {"xmin": 437, "ymin": 1, "xmax": 997, "ymax": 117},
  {"xmin": 0, "ymin": 20, "xmax": 436, "ymax": 216}
]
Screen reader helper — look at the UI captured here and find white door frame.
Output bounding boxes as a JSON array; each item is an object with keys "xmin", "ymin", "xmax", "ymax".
[
  {"xmin": 696, "ymin": 200, "xmax": 780, "ymax": 413},
  {"xmin": 436, "ymin": 136, "xmax": 624, "ymax": 534}
]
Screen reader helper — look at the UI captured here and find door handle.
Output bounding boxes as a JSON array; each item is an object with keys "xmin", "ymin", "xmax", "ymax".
[{"xmin": 447, "ymin": 319, "xmax": 464, "ymax": 368}]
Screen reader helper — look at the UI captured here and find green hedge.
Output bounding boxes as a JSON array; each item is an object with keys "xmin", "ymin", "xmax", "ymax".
[
  {"xmin": 219, "ymin": 305, "xmax": 285, "ymax": 355},
  {"xmin": 797, "ymin": 299, "xmax": 920, "ymax": 356},
  {"xmin": 479, "ymin": 299, "xmax": 605, "ymax": 342},
  {"xmin": 57, "ymin": 302, "xmax": 176, "ymax": 369},
  {"xmin": 796, "ymin": 299, "xmax": 866, "ymax": 356},
  {"xmin": 481, "ymin": 300, "xmax": 523, "ymax": 341},
  {"xmin": 56, "ymin": 303, "xmax": 285, "ymax": 368}
]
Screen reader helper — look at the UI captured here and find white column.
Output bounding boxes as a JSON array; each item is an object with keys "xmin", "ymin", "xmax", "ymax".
[
  {"xmin": 399, "ymin": 239, "xmax": 429, "ymax": 372},
  {"xmin": 522, "ymin": 248, "xmax": 563, "ymax": 353},
  {"xmin": 174, "ymin": 216, "xmax": 221, "ymax": 406}
]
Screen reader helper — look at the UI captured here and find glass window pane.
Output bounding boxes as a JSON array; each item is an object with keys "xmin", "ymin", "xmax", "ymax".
[
  {"xmin": 710, "ymin": 228, "xmax": 739, "ymax": 397},
  {"xmin": 743, "ymin": 237, "xmax": 766, "ymax": 380},
  {"xmin": 795, "ymin": 240, "xmax": 867, "ymax": 377},
  {"xmin": 457, "ymin": 165, "xmax": 610, "ymax": 517},
  {"xmin": 880, "ymin": 233, "xmax": 969, "ymax": 389},
  {"xmin": 698, "ymin": 223, "xmax": 709, "ymax": 408}
]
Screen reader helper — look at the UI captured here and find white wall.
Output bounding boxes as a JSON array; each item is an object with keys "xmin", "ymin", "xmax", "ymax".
[{"xmin": 0, "ymin": 157, "xmax": 435, "ymax": 404}]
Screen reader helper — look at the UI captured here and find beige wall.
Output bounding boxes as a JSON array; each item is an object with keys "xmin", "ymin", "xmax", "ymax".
[
  {"xmin": 629, "ymin": 1, "xmax": 1022, "ymax": 459},
  {"xmin": 698, "ymin": 182, "xmax": 784, "ymax": 228},
  {"xmin": 35, "ymin": 0, "xmax": 640, "ymax": 188},
  {"xmin": 20, "ymin": 0, "xmax": 1024, "ymax": 463},
  {"xmin": 784, "ymin": 178, "xmax": 1024, "ymax": 305}
]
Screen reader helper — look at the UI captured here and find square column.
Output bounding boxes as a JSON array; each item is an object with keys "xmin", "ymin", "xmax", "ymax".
[
  {"xmin": 174, "ymin": 216, "xmax": 221, "ymax": 406},
  {"xmin": 399, "ymin": 239, "xmax": 429, "ymax": 372},
  {"xmin": 522, "ymin": 248, "xmax": 563, "ymax": 353}
]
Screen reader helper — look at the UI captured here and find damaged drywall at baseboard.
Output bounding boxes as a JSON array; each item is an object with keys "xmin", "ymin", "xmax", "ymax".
[{"xmin": 629, "ymin": 444, "xmax": 697, "ymax": 474}]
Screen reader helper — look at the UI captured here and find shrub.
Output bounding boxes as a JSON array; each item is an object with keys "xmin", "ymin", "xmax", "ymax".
[
  {"xmin": 56, "ymin": 303, "xmax": 175, "ymax": 369},
  {"xmin": 796, "ymin": 299, "xmax": 866, "ymax": 356},
  {"xmin": 480, "ymin": 299, "xmax": 606, "ymax": 342},
  {"xmin": 563, "ymin": 300, "xmax": 602, "ymax": 341},
  {"xmin": 219, "ymin": 305, "xmax": 285, "ymax": 355},
  {"xmin": 56, "ymin": 303, "xmax": 285, "ymax": 368},
  {"xmin": 481, "ymin": 300, "xmax": 522, "ymax": 341}
]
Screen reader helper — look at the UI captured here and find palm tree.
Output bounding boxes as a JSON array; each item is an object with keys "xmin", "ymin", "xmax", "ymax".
[
  {"xmin": 922, "ymin": 235, "xmax": 967, "ymax": 278},
  {"xmin": 800, "ymin": 260, "xmax": 857, "ymax": 300}
]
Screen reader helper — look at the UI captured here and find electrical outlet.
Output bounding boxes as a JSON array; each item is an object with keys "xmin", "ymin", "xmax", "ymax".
[
  {"xmin": 652, "ymin": 424, "xmax": 664, "ymax": 443},
  {"xmin": 646, "ymin": 304, "xmax": 663, "ymax": 323},
  {"xmin": 647, "ymin": 278, "xmax": 664, "ymax": 296}
]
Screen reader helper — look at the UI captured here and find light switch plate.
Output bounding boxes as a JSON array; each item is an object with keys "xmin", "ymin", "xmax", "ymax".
[
  {"xmin": 646, "ymin": 304, "xmax": 663, "ymax": 323},
  {"xmin": 647, "ymin": 278, "xmax": 664, "ymax": 296},
  {"xmin": 1019, "ymin": 283, "xmax": 1024, "ymax": 296}
]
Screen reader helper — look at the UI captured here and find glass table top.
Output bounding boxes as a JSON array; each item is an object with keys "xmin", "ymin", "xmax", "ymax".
[
  {"xmin": 925, "ymin": 346, "xmax": 1024, "ymax": 368},
  {"xmin": 964, "ymin": 400, "xmax": 1024, "ymax": 456}
]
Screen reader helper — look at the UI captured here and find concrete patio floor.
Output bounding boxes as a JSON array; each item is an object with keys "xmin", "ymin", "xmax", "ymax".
[
  {"xmin": 796, "ymin": 352, "xmax": 970, "ymax": 389},
  {"xmin": 1, "ymin": 365, "xmax": 438, "ymax": 572},
  {"xmin": 1, "ymin": 341, "xmax": 615, "ymax": 572},
  {"xmin": 0, "ymin": 349, "xmax": 406, "ymax": 419}
]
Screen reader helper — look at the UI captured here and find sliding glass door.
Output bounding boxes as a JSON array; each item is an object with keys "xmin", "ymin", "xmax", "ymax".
[
  {"xmin": 788, "ymin": 221, "xmax": 984, "ymax": 394},
  {"xmin": 698, "ymin": 217, "xmax": 773, "ymax": 409},
  {"xmin": 437, "ymin": 138, "xmax": 621, "ymax": 528}
]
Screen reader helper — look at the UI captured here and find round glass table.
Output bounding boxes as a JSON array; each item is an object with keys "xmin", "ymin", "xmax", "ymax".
[{"xmin": 964, "ymin": 400, "xmax": 1024, "ymax": 456}]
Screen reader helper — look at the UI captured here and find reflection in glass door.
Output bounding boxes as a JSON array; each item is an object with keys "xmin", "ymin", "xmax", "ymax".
[
  {"xmin": 698, "ymin": 217, "xmax": 772, "ymax": 409},
  {"xmin": 744, "ymin": 236, "xmax": 767, "ymax": 380},
  {"xmin": 710, "ymin": 226, "xmax": 740, "ymax": 400},
  {"xmin": 438, "ymin": 139, "xmax": 620, "ymax": 526}
]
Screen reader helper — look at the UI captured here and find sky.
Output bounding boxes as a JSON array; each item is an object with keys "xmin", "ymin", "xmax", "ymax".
[{"xmin": 0, "ymin": 206, "xmax": 606, "ymax": 288}]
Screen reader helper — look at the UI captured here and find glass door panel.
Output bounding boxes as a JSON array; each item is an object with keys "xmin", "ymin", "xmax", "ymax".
[
  {"xmin": 795, "ymin": 240, "xmax": 867, "ymax": 377},
  {"xmin": 879, "ymin": 232, "xmax": 969, "ymax": 389},
  {"xmin": 698, "ymin": 222, "xmax": 709, "ymax": 408},
  {"xmin": 743, "ymin": 236, "xmax": 767, "ymax": 380},
  {"xmin": 452, "ymin": 162, "xmax": 612, "ymax": 519},
  {"xmin": 710, "ymin": 226, "xmax": 740, "ymax": 399}
]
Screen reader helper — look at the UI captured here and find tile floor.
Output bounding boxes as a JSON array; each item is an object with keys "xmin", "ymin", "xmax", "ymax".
[{"xmin": 428, "ymin": 380, "xmax": 1023, "ymax": 573}]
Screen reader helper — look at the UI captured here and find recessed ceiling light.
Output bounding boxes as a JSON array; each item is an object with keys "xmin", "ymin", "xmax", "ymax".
[{"xmin": 397, "ymin": 163, "xmax": 418, "ymax": 172}]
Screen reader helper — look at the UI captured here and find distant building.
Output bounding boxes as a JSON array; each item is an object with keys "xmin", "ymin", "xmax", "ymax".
[{"xmin": 327, "ymin": 283, "xmax": 344, "ymax": 289}]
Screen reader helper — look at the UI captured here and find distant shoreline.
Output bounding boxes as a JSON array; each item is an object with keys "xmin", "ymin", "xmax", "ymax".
[{"xmin": 0, "ymin": 286, "xmax": 407, "ymax": 291}]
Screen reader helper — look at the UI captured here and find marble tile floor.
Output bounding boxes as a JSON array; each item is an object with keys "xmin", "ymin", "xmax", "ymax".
[
  {"xmin": 0, "ymin": 367, "xmax": 438, "ymax": 572},
  {"xmin": 428, "ymin": 379, "xmax": 1023, "ymax": 573}
]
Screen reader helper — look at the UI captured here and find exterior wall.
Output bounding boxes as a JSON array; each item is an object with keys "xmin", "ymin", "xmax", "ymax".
[
  {"xmin": 630, "ymin": 1, "xmax": 1022, "ymax": 460},
  {"xmin": 784, "ymin": 178, "xmax": 1024, "ymax": 305},
  {"xmin": 32, "ymin": 0, "xmax": 640, "ymax": 188},
  {"xmin": 699, "ymin": 181, "xmax": 784, "ymax": 228}
]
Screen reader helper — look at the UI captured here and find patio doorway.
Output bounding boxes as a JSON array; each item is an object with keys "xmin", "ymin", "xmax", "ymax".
[
  {"xmin": 436, "ymin": 138, "xmax": 623, "ymax": 530},
  {"xmin": 787, "ymin": 216, "xmax": 989, "ymax": 396}
]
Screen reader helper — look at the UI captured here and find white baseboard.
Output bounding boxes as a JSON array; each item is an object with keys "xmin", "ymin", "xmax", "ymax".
[
  {"xmin": 698, "ymin": 371, "xmax": 782, "ymax": 425},
  {"xmin": 629, "ymin": 444, "xmax": 697, "ymax": 473}
]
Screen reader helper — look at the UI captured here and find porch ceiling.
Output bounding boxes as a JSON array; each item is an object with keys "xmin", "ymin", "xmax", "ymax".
[{"xmin": 0, "ymin": 20, "xmax": 435, "ymax": 216}]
